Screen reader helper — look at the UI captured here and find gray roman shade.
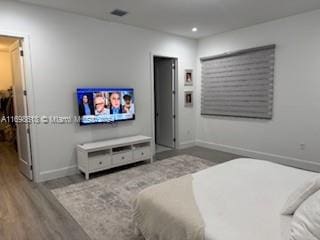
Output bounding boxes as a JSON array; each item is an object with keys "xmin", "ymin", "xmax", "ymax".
[{"xmin": 201, "ymin": 45, "xmax": 275, "ymax": 119}]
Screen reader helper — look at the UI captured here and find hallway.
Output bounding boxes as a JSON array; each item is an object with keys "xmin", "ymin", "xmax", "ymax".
[{"xmin": 0, "ymin": 143, "xmax": 89, "ymax": 240}]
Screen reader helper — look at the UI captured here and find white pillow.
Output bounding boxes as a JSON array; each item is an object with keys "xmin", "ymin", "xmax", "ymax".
[
  {"xmin": 281, "ymin": 176, "xmax": 320, "ymax": 215},
  {"xmin": 289, "ymin": 189, "xmax": 320, "ymax": 240}
]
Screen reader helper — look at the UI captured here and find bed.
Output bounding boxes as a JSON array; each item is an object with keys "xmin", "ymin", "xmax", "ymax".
[{"xmin": 133, "ymin": 158, "xmax": 318, "ymax": 240}]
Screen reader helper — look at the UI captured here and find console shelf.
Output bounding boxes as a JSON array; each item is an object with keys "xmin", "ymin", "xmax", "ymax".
[{"xmin": 77, "ymin": 135, "xmax": 152, "ymax": 180}]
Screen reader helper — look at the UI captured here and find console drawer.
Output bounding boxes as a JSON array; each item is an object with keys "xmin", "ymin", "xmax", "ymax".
[
  {"xmin": 112, "ymin": 151, "xmax": 132, "ymax": 166},
  {"xmin": 88, "ymin": 154, "xmax": 111, "ymax": 171},
  {"xmin": 133, "ymin": 147, "xmax": 150, "ymax": 161}
]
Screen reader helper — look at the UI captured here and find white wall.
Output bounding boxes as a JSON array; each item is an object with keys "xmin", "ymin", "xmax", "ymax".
[
  {"xmin": 0, "ymin": 1, "xmax": 197, "ymax": 181},
  {"xmin": 196, "ymin": 10, "xmax": 320, "ymax": 171}
]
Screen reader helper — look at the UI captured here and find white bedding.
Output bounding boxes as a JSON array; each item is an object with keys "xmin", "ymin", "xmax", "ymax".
[{"xmin": 192, "ymin": 158, "xmax": 318, "ymax": 240}]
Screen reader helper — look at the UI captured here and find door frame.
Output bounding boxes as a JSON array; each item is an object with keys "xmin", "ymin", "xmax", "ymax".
[
  {"xmin": 150, "ymin": 53, "xmax": 179, "ymax": 155},
  {"xmin": 0, "ymin": 30, "xmax": 39, "ymax": 182}
]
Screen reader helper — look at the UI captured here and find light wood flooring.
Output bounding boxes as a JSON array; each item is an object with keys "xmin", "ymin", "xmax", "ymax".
[{"xmin": 0, "ymin": 143, "xmax": 90, "ymax": 240}]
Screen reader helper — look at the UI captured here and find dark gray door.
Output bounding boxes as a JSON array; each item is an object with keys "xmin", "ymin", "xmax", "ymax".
[{"xmin": 154, "ymin": 57, "xmax": 175, "ymax": 148}]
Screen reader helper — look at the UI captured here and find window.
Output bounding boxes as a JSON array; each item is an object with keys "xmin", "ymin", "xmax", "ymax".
[{"xmin": 201, "ymin": 45, "xmax": 275, "ymax": 119}]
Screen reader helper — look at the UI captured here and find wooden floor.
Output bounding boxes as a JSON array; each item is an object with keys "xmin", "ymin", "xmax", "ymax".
[{"xmin": 0, "ymin": 143, "xmax": 90, "ymax": 240}]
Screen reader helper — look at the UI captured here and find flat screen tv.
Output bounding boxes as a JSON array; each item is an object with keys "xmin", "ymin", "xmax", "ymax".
[{"xmin": 77, "ymin": 88, "xmax": 135, "ymax": 125}]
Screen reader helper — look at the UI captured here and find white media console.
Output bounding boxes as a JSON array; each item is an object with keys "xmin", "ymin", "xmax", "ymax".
[{"xmin": 77, "ymin": 135, "xmax": 153, "ymax": 180}]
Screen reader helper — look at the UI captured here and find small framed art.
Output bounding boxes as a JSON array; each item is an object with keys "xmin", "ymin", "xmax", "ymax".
[
  {"xmin": 184, "ymin": 69, "xmax": 193, "ymax": 86},
  {"xmin": 184, "ymin": 91, "xmax": 193, "ymax": 107}
]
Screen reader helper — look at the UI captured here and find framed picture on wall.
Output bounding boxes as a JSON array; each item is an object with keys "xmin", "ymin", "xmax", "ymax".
[
  {"xmin": 184, "ymin": 91, "xmax": 193, "ymax": 107},
  {"xmin": 184, "ymin": 69, "xmax": 193, "ymax": 86}
]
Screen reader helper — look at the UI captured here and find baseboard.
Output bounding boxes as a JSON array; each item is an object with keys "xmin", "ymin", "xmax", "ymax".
[
  {"xmin": 39, "ymin": 165, "xmax": 79, "ymax": 182},
  {"xmin": 178, "ymin": 140, "xmax": 196, "ymax": 149},
  {"xmin": 195, "ymin": 140, "xmax": 320, "ymax": 172}
]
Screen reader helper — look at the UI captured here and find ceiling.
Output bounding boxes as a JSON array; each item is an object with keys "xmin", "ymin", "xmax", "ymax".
[
  {"xmin": 17, "ymin": 0, "xmax": 320, "ymax": 39},
  {"xmin": 0, "ymin": 37, "xmax": 18, "ymax": 51},
  {"xmin": 0, "ymin": 37, "xmax": 18, "ymax": 46}
]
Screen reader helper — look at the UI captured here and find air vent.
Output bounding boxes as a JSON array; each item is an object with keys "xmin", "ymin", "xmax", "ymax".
[{"xmin": 110, "ymin": 9, "xmax": 128, "ymax": 17}]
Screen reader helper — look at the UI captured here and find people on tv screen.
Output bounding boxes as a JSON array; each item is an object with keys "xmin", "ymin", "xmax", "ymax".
[
  {"xmin": 79, "ymin": 94, "xmax": 94, "ymax": 116},
  {"xmin": 123, "ymin": 94, "xmax": 135, "ymax": 114},
  {"xmin": 94, "ymin": 93, "xmax": 110, "ymax": 115},
  {"xmin": 109, "ymin": 92, "xmax": 123, "ymax": 114}
]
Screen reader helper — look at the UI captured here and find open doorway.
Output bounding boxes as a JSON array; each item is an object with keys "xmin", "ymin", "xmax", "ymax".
[
  {"xmin": 153, "ymin": 56, "xmax": 177, "ymax": 153},
  {"xmin": 0, "ymin": 35, "xmax": 33, "ymax": 180}
]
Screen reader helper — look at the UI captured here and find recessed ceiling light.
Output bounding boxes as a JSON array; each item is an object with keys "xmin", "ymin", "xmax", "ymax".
[{"xmin": 192, "ymin": 27, "xmax": 198, "ymax": 32}]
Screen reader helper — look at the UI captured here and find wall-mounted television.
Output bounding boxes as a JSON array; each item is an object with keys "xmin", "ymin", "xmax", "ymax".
[{"xmin": 77, "ymin": 88, "xmax": 135, "ymax": 125}]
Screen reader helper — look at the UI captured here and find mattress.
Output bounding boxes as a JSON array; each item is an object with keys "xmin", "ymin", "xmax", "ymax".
[{"xmin": 192, "ymin": 158, "xmax": 318, "ymax": 240}]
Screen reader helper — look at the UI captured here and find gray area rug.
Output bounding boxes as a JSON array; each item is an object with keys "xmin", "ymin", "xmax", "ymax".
[{"xmin": 51, "ymin": 155, "xmax": 216, "ymax": 240}]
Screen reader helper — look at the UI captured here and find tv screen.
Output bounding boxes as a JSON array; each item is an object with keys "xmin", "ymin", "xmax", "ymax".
[{"xmin": 77, "ymin": 88, "xmax": 135, "ymax": 125}]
